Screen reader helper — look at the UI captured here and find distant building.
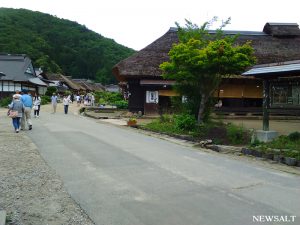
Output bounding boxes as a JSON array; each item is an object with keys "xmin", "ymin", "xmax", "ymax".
[
  {"xmin": 72, "ymin": 79, "xmax": 105, "ymax": 92},
  {"xmin": 40, "ymin": 73, "xmax": 81, "ymax": 93},
  {"xmin": 105, "ymin": 84, "xmax": 120, "ymax": 93},
  {"xmin": 0, "ymin": 54, "xmax": 47, "ymax": 99}
]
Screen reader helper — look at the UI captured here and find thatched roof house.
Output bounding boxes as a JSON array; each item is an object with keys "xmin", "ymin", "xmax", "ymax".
[
  {"xmin": 41, "ymin": 73, "xmax": 81, "ymax": 91},
  {"xmin": 113, "ymin": 23, "xmax": 300, "ymax": 80},
  {"xmin": 72, "ymin": 79, "xmax": 105, "ymax": 92},
  {"xmin": 112, "ymin": 23, "xmax": 300, "ymax": 115}
]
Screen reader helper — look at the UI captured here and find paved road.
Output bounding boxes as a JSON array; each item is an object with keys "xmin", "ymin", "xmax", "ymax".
[{"xmin": 27, "ymin": 110, "xmax": 300, "ymax": 225}]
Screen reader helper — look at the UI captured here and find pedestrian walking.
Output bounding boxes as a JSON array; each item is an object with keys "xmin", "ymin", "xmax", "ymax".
[
  {"xmin": 76, "ymin": 94, "xmax": 81, "ymax": 107},
  {"xmin": 51, "ymin": 93, "xmax": 58, "ymax": 113},
  {"xmin": 33, "ymin": 93, "xmax": 41, "ymax": 118},
  {"xmin": 8, "ymin": 94, "xmax": 24, "ymax": 133},
  {"xmin": 63, "ymin": 95, "xmax": 71, "ymax": 114},
  {"xmin": 14, "ymin": 90, "xmax": 22, "ymax": 99},
  {"xmin": 20, "ymin": 89, "xmax": 33, "ymax": 130},
  {"xmin": 91, "ymin": 93, "xmax": 95, "ymax": 106},
  {"xmin": 84, "ymin": 95, "xmax": 89, "ymax": 106},
  {"xmin": 70, "ymin": 93, "xmax": 74, "ymax": 103}
]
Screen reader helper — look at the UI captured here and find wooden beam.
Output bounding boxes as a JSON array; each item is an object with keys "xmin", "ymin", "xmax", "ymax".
[{"xmin": 262, "ymin": 79, "xmax": 270, "ymax": 131}]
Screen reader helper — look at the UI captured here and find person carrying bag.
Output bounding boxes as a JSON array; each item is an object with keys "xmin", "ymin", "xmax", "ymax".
[{"xmin": 8, "ymin": 94, "xmax": 24, "ymax": 133}]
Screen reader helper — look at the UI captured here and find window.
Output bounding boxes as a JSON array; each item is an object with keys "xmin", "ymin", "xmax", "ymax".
[
  {"xmin": 271, "ymin": 82, "xmax": 300, "ymax": 106},
  {"xmin": 146, "ymin": 91, "xmax": 158, "ymax": 103},
  {"xmin": 15, "ymin": 83, "xmax": 21, "ymax": 92},
  {"xmin": 1, "ymin": 81, "xmax": 15, "ymax": 92}
]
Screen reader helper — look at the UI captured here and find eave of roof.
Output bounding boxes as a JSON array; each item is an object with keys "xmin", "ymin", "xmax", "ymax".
[
  {"xmin": 242, "ymin": 60, "xmax": 300, "ymax": 77},
  {"xmin": 140, "ymin": 79, "xmax": 176, "ymax": 86},
  {"xmin": 170, "ymin": 27, "xmax": 267, "ymax": 36},
  {"xmin": 28, "ymin": 77, "xmax": 47, "ymax": 86}
]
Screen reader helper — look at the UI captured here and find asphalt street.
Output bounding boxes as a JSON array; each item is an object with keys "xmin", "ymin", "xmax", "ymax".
[{"xmin": 27, "ymin": 109, "xmax": 300, "ymax": 225}]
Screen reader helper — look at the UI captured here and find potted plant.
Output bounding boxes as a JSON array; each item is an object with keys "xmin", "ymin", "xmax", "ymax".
[{"xmin": 127, "ymin": 117, "xmax": 137, "ymax": 127}]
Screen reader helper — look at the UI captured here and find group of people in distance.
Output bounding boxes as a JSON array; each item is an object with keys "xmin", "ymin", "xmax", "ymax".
[
  {"xmin": 7, "ymin": 89, "xmax": 41, "ymax": 133},
  {"xmin": 75, "ymin": 93, "xmax": 95, "ymax": 107}
]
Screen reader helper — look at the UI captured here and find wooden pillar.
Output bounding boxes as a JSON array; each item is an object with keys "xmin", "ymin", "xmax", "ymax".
[{"xmin": 262, "ymin": 79, "xmax": 270, "ymax": 131}]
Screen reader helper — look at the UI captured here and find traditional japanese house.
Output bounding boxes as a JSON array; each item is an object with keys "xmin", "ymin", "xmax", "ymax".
[
  {"xmin": 0, "ymin": 54, "xmax": 47, "ymax": 99},
  {"xmin": 113, "ymin": 23, "xmax": 300, "ymax": 115},
  {"xmin": 72, "ymin": 79, "xmax": 105, "ymax": 92},
  {"xmin": 41, "ymin": 73, "xmax": 81, "ymax": 93}
]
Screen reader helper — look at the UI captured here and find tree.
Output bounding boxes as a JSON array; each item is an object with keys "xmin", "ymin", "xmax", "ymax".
[
  {"xmin": 160, "ymin": 18, "xmax": 256, "ymax": 123},
  {"xmin": 0, "ymin": 8, "xmax": 135, "ymax": 84}
]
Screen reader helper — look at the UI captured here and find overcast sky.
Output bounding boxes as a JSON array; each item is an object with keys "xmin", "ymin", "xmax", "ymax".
[{"xmin": 1, "ymin": 0, "xmax": 300, "ymax": 50}]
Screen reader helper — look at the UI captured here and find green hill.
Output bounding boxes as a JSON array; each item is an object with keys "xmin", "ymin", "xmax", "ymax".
[{"xmin": 0, "ymin": 8, "xmax": 135, "ymax": 84}]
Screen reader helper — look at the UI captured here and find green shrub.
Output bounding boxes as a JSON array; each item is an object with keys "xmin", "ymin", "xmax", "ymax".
[
  {"xmin": 45, "ymin": 86, "xmax": 57, "ymax": 96},
  {"xmin": 114, "ymin": 100, "xmax": 128, "ymax": 109},
  {"xmin": 249, "ymin": 138, "xmax": 261, "ymax": 148},
  {"xmin": 94, "ymin": 91, "xmax": 124, "ymax": 106},
  {"xmin": 226, "ymin": 123, "xmax": 248, "ymax": 145},
  {"xmin": 160, "ymin": 114, "xmax": 174, "ymax": 123},
  {"xmin": 284, "ymin": 150, "xmax": 299, "ymax": 158},
  {"xmin": 64, "ymin": 90, "xmax": 72, "ymax": 96},
  {"xmin": 252, "ymin": 134, "xmax": 300, "ymax": 152},
  {"xmin": 143, "ymin": 119, "xmax": 181, "ymax": 134},
  {"xmin": 41, "ymin": 95, "xmax": 51, "ymax": 105},
  {"xmin": 174, "ymin": 114, "xmax": 196, "ymax": 131},
  {"xmin": 0, "ymin": 97, "xmax": 12, "ymax": 107},
  {"xmin": 288, "ymin": 132, "xmax": 300, "ymax": 142}
]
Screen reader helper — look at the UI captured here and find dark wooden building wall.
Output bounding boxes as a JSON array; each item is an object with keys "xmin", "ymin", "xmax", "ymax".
[{"xmin": 128, "ymin": 80, "xmax": 145, "ymax": 113}]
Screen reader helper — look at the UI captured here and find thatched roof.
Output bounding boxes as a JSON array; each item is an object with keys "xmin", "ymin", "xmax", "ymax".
[
  {"xmin": 42, "ymin": 73, "xmax": 80, "ymax": 90},
  {"xmin": 113, "ymin": 23, "xmax": 300, "ymax": 81},
  {"xmin": 72, "ymin": 79, "xmax": 105, "ymax": 92},
  {"xmin": 93, "ymin": 83, "xmax": 105, "ymax": 91},
  {"xmin": 263, "ymin": 23, "xmax": 300, "ymax": 36}
]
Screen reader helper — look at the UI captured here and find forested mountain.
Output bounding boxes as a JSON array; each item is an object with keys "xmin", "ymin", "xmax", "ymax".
[{"xmin": 0, "ymin": 8, "xmax": 135, "ymax": 84}]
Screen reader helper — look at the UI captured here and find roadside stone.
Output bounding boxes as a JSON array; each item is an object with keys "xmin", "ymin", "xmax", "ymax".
[
  {"xmin": 199, "ymin": 139, "xmax": 213, "ymax": 147},
  {"xmin": 206, "ymin": 144, "xmax": 221, "ymax": 152}
]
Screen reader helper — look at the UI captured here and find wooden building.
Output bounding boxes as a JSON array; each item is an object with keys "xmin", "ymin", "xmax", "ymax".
[
  {"xmin": 41, "ymin": 73, "xmax": 81, "ymax": 93},
  {"xmin": 72, "ymin": 79, "xmax": 105, "ymax": 93},
  {"xmin": 0, "ymin": 54, "xmax": 47, "ymax": 99},
  {"xmin": 243, "ymin": 60, "xmax": 300, "ymax": 131},
  {"xmin": 113, "ymin": 23, "xmax": 300, "ymax": 115}
]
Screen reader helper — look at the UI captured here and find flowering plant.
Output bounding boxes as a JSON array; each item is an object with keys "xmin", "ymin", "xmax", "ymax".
[{"xmin": 128, "ymin": 117, "xmax": 137, "ymax": 123}]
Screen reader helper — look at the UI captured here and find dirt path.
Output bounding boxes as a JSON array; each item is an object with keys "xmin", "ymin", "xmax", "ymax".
[{"xmin": 222, "ymin": 118, "xmax": 300, "ymax": 135}]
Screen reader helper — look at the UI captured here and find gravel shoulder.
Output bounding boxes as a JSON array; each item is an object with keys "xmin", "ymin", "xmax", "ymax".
[{"xmin": 0, "ymin": 107, "xmax": 94, "ymax": 225}]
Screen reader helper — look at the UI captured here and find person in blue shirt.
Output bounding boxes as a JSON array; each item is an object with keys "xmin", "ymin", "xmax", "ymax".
[{"xmin": 20, "ymin": 89, "xmax": 33, "ymax": 130}]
